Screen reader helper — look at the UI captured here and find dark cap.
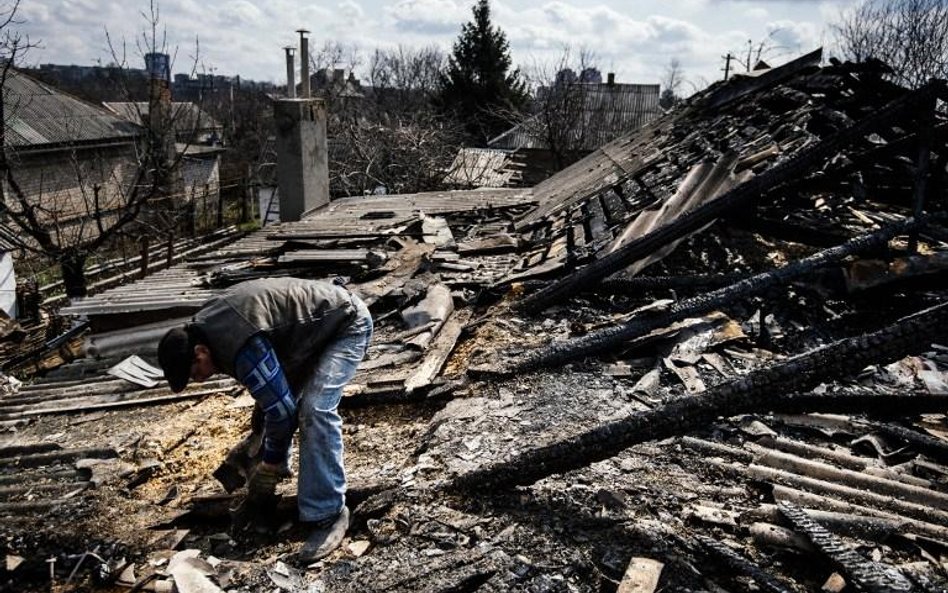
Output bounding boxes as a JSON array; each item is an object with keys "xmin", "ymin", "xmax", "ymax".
[{"xmin": 158, "ymin": 326, "xmax": 193, "ymax": 392}]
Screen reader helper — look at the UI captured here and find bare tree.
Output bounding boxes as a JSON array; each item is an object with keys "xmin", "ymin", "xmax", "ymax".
[
  {"xmin": 514, "ymin": 45, "xmax": 604, "ymax": 170},
  {"xmin": 0, "ymin": 0, "xmax": 202, "ymax": 298},
  {"xmin": 367, "ymin": 45, "xmax": 445, "ymax": 118},
  {"xmin": 329, "ymin": 45, "xmax": 463, "ymax": 196},
  {"xmin": 834, "ymin": 0, "xmax": 948, "ymax": 88},
  {"xmin": 330, "ymin": 115, "xmax": 464, "ymax": 197},
  {"xmin": 659, "ymin": 58, "xmax": 685, "ymax": 109}
]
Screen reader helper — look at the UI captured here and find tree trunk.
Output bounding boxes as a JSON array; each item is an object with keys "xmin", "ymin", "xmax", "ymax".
[{"xmin": 60, "ymin": 253, "xmax": 88, "ymax": 299}]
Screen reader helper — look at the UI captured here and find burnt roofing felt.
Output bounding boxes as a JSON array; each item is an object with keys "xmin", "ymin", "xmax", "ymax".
[
  {"xmin": 3, "ymin": 48, "xmax": 948, "ymax": 591},
  {"xmin": 2, "ymin": 69, "xmax": 142, "ymax": 148}
]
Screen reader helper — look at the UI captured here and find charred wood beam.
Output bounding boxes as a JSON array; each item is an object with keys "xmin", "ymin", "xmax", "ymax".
[
  {"xmin": 714, "ymin": 459, "xmax": 948, "ymax": 525},
  {"xmin": 777, "ymin": 502, "xmax": 914, "ymax": 593},
  {"xmin": 769, "ymin": 486, "xmax": 948, "ymax": 541},
  {"xmin": 0, "ymin": 468, "xmax": 83, "ymax": 486},
  {"xmin": 727, "ymin": 214, "xmax": 853, "ymax": 248},
  {"xmin": 510, "ymin": 219, "xmax": 919, "ymax": 373},
  {"xmin": 0, "ymin": 443, "xmax": 61, "ymax": 457},
  {"xmin": 0, "ymin": 447, "xmax": 116, "ymax": 469},
  {"xmin": 865, "ymin": 421, "xmax": 948, "ymax": 464},
  {"xmin": 694, "ymin": 535, "xmax": 794, "ymax": 593},
  {"xmin": 517, "ymin": 82, "xmax": 941, "ymax": 314},
  {"xmin": 0, "ymin": 481, "xmax": 90, "ymax": 499},
  {"xmin": 747, "ymin": 504, "xmax": 948, "ymax": 544},
  {"xmin": 0, "ymin": 499, "xmax": 79, "ymax": 514},
  {"xmin": 596, "ymin": 271, "xmax": 751, "ymax": 295},
  {"xmin": 747, "ymin": 445, "xmax": 948, "ymax": 509},
  {"xmin": 771, "ymin": 391, "xmax": 948, "ymax": 417},
  {"xmin": 448, "ymin": 302, "xmax": 948, "ymax": 492},
  {"xmin": 909, "ymin": 94, "xmax": 936, "ymax": 253}
]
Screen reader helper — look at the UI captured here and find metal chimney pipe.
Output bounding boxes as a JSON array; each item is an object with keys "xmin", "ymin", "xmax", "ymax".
[
  {"xmin": 284, "ymin": 46, "xmax": 296, "ymax": 98},
  {"xmin": 298, "ymin": 29, "xmax": 311, "ymax": 99}
]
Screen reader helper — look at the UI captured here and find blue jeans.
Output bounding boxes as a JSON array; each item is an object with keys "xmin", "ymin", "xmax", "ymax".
[{"xmin": 296, "ymin": 295, "xmax": 372, "ymax": 522}]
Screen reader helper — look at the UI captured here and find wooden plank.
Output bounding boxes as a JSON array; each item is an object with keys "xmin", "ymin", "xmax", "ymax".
[
  {"xmin": 404, "ymin": 310, "xmax": 472, "ymax": 394},
  {"xmin": 456, "ymin": 234, "xmax": 519, "ymax": 255},
  {"xmin": 0, "ymin": 388, "xmax": 231, "ymax": 420},
  {"xmin": 587, "ymin": 196, "xmax": 608, "ymax": 239},
  {"xmin": 0, "ymin": 447, "xmax": 115, "ymax": 469},
  {"xmin": 617, "ymin": 557, "xmax": 663, "ymax": 593},
  {"xmin": 351, "ymin": 242, "xmax": 434, "ymax": 306}
]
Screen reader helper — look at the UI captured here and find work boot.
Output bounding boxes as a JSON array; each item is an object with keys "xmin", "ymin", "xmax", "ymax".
[{"xmin": 298, "ymin": 506, "xmax": 350, "ymax": 564}]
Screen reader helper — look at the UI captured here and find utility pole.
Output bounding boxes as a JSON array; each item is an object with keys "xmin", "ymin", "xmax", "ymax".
[{"xmin": 722, "ymin": 53, "xmax": 734, "ymax": 81}]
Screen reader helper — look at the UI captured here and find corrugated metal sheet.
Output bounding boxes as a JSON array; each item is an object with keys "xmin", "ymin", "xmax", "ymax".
[
  {"xmin": 3, "ymin": 70, "xmax": 142, "ymax": 148},
  {"xmin": 61, "ymin": 188, "xmax": 537, "ymax": 318},
  {"xmin": 444, "ymin": 148, "xmax": 523, "ymax": 189},
  {"xmin": 489, "ymin": 83, "xmax": 661, "ymax": 151},
  {"xmin": 103, "ymin": 102, "xmax": 221, "ymax": 135}
]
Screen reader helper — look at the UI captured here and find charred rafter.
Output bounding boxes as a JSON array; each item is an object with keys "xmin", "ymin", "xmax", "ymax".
[
  {"xmin": 509, "ymin": 218, "xmax": 921, "ymax": 374},
  {"xmin": 517, "ymin": 81, "xmax": 943, "ymax": 315},
  {"xmin": 450, "ymin": 301, "xmax": 948, "ymax": 492}
]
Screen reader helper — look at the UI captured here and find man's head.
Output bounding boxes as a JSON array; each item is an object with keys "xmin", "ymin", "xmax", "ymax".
[{"xmin": 157, "ymin": 325, "xmax": 217, "ymax": 392}]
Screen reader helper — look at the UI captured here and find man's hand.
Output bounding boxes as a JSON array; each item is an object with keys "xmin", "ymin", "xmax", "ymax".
[
  {"xmin": 247, "ymin": 462, "xmax": 285, "ymax": 502},
  {"xmin": 232, "ymin": 462, "xmax": 288, "ymax": 535}
]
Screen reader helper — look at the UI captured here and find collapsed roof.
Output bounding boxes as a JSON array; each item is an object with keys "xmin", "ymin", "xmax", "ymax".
[{"xmin": 3, "ymin": 49, "xmax": 948, "ymax": 591}]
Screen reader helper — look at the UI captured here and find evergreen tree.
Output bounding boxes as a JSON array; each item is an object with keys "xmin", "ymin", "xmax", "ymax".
[{"xmin": 438, "ymin": 0, "xmax": 527, "ymax": 143}]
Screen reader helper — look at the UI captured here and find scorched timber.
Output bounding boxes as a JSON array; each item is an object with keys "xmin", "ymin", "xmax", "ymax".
[
  {"xmin": 510, "ymin": 218, "xmax": 921, "ymax": 373},
  {"xmin": 777, "ymin": 502, "xmax": 914, "ymax": 593},
  {"xmin": 694, "ymin": 535, "xmax": 794, "ymax": 593},
  {"xmin": 449, "ymin": 301, "xmax": 948, "ymax": 492},
  {"xmin": 516, "ymin": 81, "xmax": 942, "ymax": 315}
]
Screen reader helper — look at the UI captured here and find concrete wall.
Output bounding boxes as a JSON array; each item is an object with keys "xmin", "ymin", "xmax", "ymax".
[{"xmin": 274, "ymin": 98, "xmax": 329, "ymax": 221}]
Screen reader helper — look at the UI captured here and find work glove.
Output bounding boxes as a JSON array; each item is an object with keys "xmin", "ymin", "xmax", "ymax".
[
  {"xmin": 213, "ymin": 431, "xmax": 264, "ymax": 492},
  {"xmin": 247, "ymin": 462, "xmax": 284, "ymax": 502},
  {"xmin": 231, "ymin": 462, "xmax": 288, "ymax": 535}
]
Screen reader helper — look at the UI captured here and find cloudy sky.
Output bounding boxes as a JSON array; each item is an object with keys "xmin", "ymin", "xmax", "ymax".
[{"xmin": 16, "ymin": 0, "xmax": 861, "ymax": 91}]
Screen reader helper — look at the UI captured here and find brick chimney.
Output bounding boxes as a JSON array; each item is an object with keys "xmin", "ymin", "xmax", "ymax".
[
  {"xmin": 284, "ymin": 46, "xmax": 296, "ymax": 98},
  {"xmin": 298, "ymin": 29, "xmax": 310, "ymax": 98},
  {"xmin": 274, "ymin": 34, "xmax": 329, "ymax": 222}
]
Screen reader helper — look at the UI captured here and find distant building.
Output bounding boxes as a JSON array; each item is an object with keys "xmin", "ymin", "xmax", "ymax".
[
  {"xmin": 103, "ymin": 101, "xmax": 225, "ymax": 221},
  {"xmin": 488, "ymin": 75, "xmax": 661, "ymax": 183},
  {"xmin": 145, "ymin": 52, "xmax": 171, "ymax": 83},
  {"xmin": 103, "ymin": 101, "xmax": 223, "ymax": 145}
]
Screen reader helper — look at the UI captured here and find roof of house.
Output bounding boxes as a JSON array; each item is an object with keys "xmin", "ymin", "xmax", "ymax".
[
  {"xmin": 2, "ymin": 69, "xmax": 142, "ymax": 148},
  {"xmin": 102, "ymin": 101, "xmax": 222, "ymax": 135},
  {"xmin": 488, "ymin": 82, "xmax": 661, "ymax": 151}
]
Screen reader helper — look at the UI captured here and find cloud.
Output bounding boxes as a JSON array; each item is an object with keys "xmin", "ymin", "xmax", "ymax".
[
  {"xmin": 220, "ymin": 0, "xmax": 264, "ymax": 27},
  {"xmin": 386, "ymin": 0, "xmax": 468, "ymax": 34},
  {"xmin": 338, "ymin": 0, "xmax": 365, "ymax": 25},
  {"xmin": 765, "ymin": 19, "xmax": 821, "ymax": 52}
]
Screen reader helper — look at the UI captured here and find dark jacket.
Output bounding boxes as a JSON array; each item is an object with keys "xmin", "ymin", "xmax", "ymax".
[{"xmin": 192, "ymin": 278, "xmax": 357, "ymax": 391}]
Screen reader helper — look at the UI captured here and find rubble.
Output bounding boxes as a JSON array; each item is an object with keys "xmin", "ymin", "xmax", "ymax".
[{"xmin": 2, "ymin": 51, "xmax": 948, "ymax": 591}]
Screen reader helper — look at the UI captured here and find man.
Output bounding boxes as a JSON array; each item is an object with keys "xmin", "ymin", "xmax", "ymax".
[{"xmin": 157, "ymin": 277, "xmax": 373, "ymax": 563}]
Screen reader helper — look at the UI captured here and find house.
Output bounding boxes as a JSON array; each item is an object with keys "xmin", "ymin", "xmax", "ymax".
[
  {"xmin": 1, "ymin": 69, "xmax": 144, "ymax": 245},
  {"xmin": 488, "ymin": 74, "xmax": 661, "ymax": 183},
  {"xmin": 102, "ymin": 101, "xmax": 223, "ymax": 145},
  {"xmin": 103, "ymin": 101, "xmax": 226, "ymax": 226}
]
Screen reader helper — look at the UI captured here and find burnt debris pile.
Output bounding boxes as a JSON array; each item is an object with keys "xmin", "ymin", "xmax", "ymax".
[{"xmin": 3, "ymin": 48, "xmax": 948, "ymax": 591}]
